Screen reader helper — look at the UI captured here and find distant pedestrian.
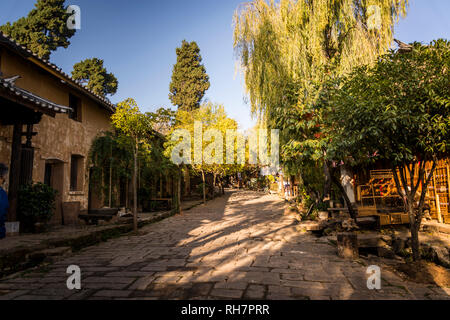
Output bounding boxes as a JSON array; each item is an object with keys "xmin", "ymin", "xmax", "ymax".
[
  {"xmin": 284, "ymin": 180, "xmax": 291, "ymax": 198},
  {"xmin": 0, "ymin": 163, "xmax": 9, "ymax": 239}
]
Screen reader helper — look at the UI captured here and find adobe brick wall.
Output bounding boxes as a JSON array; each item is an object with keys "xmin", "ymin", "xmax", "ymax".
[{"xmin": 0, "ymin": 45, "xmax": 113, "ymax": 225}]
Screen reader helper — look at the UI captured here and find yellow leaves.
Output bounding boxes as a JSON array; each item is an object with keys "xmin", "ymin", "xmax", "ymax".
[{"xmin": 111, "ymin": 98, "xmax": 152, "ymax": 145}]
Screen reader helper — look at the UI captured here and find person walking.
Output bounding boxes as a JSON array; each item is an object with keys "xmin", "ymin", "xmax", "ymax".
[{"xmin": 0, "ymin": 163, "xmax": 9, "ymax": 239}]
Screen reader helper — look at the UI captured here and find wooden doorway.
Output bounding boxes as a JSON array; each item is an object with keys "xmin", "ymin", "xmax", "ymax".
[{"xmin": 44, "ymin": 159, "xmax": 65, "ymax": 225}]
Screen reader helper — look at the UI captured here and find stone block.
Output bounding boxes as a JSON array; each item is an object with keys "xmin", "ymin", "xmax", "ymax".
[{"xmin": 337, "ymin": 232, "xmax": 358, "ymax": 259}]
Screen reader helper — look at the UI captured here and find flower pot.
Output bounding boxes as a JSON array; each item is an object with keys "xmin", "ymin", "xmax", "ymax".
[
  {"xmin": 34, "ymin": 222, "xmax": 48, "ymax": 234},
  {"xmin": 5, "ymin": 221, "xmax": 20, "ymax": 237}
]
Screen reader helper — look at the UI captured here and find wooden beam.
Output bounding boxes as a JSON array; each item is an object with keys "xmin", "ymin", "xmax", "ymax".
[
  {"xmin": 7, "ymin": 123, "xmax": 22, "ymax": 222},
  {"xmin": 436, "ymin": 194, "xmax": 443, "ymax": 224},
  {"xmin": 0, "ymin": 90, "xmax": 56, "ymax": 118}
]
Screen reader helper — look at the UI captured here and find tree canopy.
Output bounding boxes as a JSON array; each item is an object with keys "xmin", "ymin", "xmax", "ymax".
[
  {"xmin": 165, "ymin": 102, "xmax": 239, "ymax": 202},
  {"xmin": 72, "ymin": 58, "xmax": 118, "ymax": 97},
  {"xmin": 326, "ymin": 39, "xmax": 450, "ymax": 260},
  {"xmin": 0, "ymin": 0, "xmax": 75, "ymax": 60},
  {"xmin": 233, "ymin": 0, "xmax": 409, "ymax": 203},
  {"xmin": 169, "ymin": 40, "xmax": 210, "ymax": 111}
]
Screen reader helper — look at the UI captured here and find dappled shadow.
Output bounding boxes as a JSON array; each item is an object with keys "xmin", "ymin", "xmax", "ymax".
[{"xmin": 1, "ymin": 190, "xmax": 449, "ymax": 300}]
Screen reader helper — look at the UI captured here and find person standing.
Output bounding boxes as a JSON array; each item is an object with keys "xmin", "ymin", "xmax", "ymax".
[{"xmin": 0, "ymin": 163, "xmax": 9, "ymax": 239}]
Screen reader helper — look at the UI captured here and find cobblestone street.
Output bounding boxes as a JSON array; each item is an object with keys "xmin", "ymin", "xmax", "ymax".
[{"xmin": 0, "ymin": 190, "xmax": 449, "ymax": 300}]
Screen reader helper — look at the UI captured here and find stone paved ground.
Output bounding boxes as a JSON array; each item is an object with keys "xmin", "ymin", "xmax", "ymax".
[{"xmin": 0, "ymin": 190, "xmax": 449, "ymax": 300}]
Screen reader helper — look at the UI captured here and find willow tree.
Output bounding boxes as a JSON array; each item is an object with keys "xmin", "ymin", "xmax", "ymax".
[{"xmin": 233, "ymin": 0, "xmax": 408, "ymax": 212}]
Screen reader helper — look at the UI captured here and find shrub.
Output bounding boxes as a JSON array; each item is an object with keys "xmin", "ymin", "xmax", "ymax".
[
  {"xmin": 316, "ymin": 201, "xmax": 329, "ymax": 212},
  {"xmin": 18, "ymin": 183, "xmax": 57, "ymax": 231}
]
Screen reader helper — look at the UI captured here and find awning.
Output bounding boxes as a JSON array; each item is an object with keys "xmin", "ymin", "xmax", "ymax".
[{"xmin": 0, "ymin": 76, "xmax": 72, "ymax": 115}]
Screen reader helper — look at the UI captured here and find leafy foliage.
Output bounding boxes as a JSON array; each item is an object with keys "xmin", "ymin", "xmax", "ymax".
[
  {"xmin": 18, "ymin": 183, "xmax": 57, "ymax": 228},
  {"xmin": 88, "ymin": 131, "xmax": 133, "ymax": 206},
  {"xmin": 327, "ymin": 39, "xmax": 450, "ymax": 260},
  {"xmin": 327, "ymin": 40, "xmax": 450, "ymax": 165},
  {"xmin": 165, "ymin": 102, "xmax": 240, "ymax": 201},
  {"xmin": 169, "ymin": 40, "xmax": 210, "ymax": 111},
  {"xmin": 0, "ymin": 0, "xmax": 75, "ymax": 60},
  {"xmin": 72, "ymin": 58, "xmax": 118, "ymax": 97},
  {"xmin": 233, "ymin": 0, "xmax": 409, "ymax": 201},
  {"xmin": 109, "ymin": 99, "xmax": 179, "ymax": 227}
]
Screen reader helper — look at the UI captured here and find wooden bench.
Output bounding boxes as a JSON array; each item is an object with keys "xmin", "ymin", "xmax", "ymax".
[
  {"xmin": 79, "ymin": 208, "xmax": 119, "ymax": 225},
  {"xmin": 150, "ymin": 198, "xmax": 173, "ymax": 210},
  {"xmin": 79, "ymin": 214, "xmax": 114, "ymax": 225}
]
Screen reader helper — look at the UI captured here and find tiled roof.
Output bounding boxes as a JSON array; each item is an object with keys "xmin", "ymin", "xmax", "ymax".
[
  {"xmin": 0, "ymin": 76, "xmax": 72, "ymax": 114},
  {"xmin": 0, "ymin": 32, "xmax": 116, "ymax": 112}
]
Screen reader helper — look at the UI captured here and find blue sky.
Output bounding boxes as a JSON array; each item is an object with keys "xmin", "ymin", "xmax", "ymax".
[{"xmin": 1, "ymin": 0, "xmax": 449, "ymax": 130}]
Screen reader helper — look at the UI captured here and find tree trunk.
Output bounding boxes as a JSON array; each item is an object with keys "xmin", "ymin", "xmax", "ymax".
[
  {"xmin": 101, "ymin": 168, "xmax": 104, "ymax": 206},
  {"xmin": 125, "ymin": 178, "xmax": 129, "ymax": 210},
  {"xmin": 201, "ymin": 170, "xmax": 206, "ymax": 204},
  {"xmin": 160, "ymin": 173, "xmax": 163, "ymax": 197},
  {"xmin": 133, "ymin": 139, "xmax": 138, "ymax": 232},
  {"xmin": 323, "ymin": 158, "xmax": 332, "ymax": 202},
  {"xmin": 109, "ymin": 160, "xmax": 112, "ymax": 208},
  {"xmin": 178, "ymin": 166, "xmax": 182, "ymax": 214},
  {"xmin": 183, "ymin": 164, "xmax": 190, "ymax": 196},
  {"xmin": 331, "ymin": 172, "xmax": 357, "ymax": 219},
  {"xmin": 392, "ymin": 161, "xmax": 437, "ymax": 262},
  {"xmin": 212, "ymin": 173, "xmax": 217, "ymax": 199},
  {"xmin": 409, "ymin": 203, "xmax": 421, "ymax": 262},
  {"xmin": 221, "ymin": 175, "xmax": 225, "ymax": 195}
]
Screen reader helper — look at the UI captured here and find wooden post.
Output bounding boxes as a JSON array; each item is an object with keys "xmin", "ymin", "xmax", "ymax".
[
  {"xmin": 432, "ymin": 171, "xmax": 440, "ymax": 222},
  {"xmin": 447, "ymin": 164, "xmax": 450, "ymax": 218},
  {"xmin": 133, "ymin": 138, "xmax": 138, "ymax": 232},
  {"xmin": 436, "ymin": 194, "xmax": 443, "ymax": 224},
  {"xmin": 109, "ymin": 144, "xmax": 112, "ymax": 208},
  {"xmin": 201, "ymin": 170, "xmax": 206, "ymax": 204},
  {"xmin": 7, "ymin": 123, "xmax": 23, "ymax": 222}
]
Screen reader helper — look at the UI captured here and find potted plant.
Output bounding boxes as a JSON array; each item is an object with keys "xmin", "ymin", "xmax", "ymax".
[{"xmin": 18, "ymin": 183, "xmax": 57, "ymax": 233}]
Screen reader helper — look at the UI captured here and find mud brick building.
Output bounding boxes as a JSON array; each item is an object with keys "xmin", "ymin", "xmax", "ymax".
[{"xmin": 0, "ymin": 32, "xmax": 115, "ymax": 226}]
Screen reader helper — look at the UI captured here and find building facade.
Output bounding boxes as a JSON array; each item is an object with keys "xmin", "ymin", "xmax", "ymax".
[{"xmin": 0, "ymin": 32, "xmax": 115, "ymax": 226}]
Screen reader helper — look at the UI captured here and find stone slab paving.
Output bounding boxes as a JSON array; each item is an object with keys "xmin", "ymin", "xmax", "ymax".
[
  {"xmin": 0, "ymin": 198, "xmax": 204, "ymax": 253},
  {"xmin": 0, "ymin": 190, "xmax": 449, "ymax": 300}
]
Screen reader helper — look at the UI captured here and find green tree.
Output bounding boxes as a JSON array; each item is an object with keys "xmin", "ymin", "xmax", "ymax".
[
  {"xmin": 89, "ymin": 108, "xmax": 177, "ymax": 214},
  {"xmin": 169, "ymin": 40, "xmax": 210, "ymax": 111},
  {"xmin": 111, "ymin": 98, "xmax": 153, "ymax": 232},
  {"xmin": 147, "ymin": 107, "xmax": 176, "ymax": 135},
  {"xmin": 0, "ymin": 0, "xmax": 75, "ymax": 60},
  {"xmin": 233, "ymin": 0, "xmax": 409, "ymax": 209},
  {"xmin": 72, "ymin": 58, "xmax": 118, "ymax": 97},
  {"xmin": 166, "ymin": 102, "xmax": 238, "ymax": 204},
  {"xmin": 88, "ymin": 131, "xmax": 134, "ymax": 208},
  {"xmin": 327, "ymin": 40, "xmax": 450, "ymax": 261}
]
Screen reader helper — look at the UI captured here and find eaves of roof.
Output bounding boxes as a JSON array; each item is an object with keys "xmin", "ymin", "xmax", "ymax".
[
  {"xmin": 0, "ymin": 32, "xmax": 116, "ymax": 113},
  {"xmin": 0, "ymin": 77, "xmax": 72, "ymax": 114}
]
